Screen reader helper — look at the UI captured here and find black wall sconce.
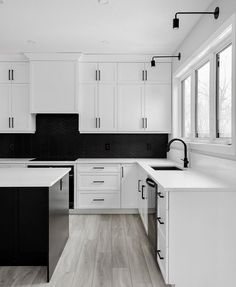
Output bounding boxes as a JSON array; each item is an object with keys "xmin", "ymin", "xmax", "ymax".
[
  {"xmin": 151, "ymin": 53, "xmax": 181, "ymax": 67},
  {"xmin": 173, "ymin": 7, "xmax": 220, "ymax": 29}
]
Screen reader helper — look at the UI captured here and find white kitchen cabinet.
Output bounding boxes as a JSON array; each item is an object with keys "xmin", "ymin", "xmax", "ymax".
[
  {"xmin": 138, "ymin": 166, "xmax": 148, "ymax": 233},
  {"xmin": 77, "ymin": 163, "xmax": 120, "ymax": 209},
  {"xmin": 118, "ymin": 85, "xmax": 144, "ymax": 132},
  {"xmin": 144, "ymin": 84, "xmax": 171, "ymax": 132},
  {"xmin": 0, "ymin": 62, "xmax": 29, "ymax": 84},
  {"xmin": 79, "ymin": 84, "xmax": 97, "ymax": 132},
  {"xmin": 117, "ymin": 63, "xmax": 145, "ymax": 83},
  {"xmin": 79, "ymin": 83, "xmax": 116, "ymax": 132},
  {"xmin": 0, "ymin": 83, "xmax": 35, "ymax": 133},
  {"xmin": 79, "ymin": 60, "xmax": 172, "ymax": 133},
  {"xmin": 79, "ymin": 63, "xmax": 117, "ymax": 132},
  {"xmin": 79, "ymin": 62, "xmax": 116, "ymax": 83},
  {"xmin": 30, "ymin": 60, "xmax": 78, "ymax": 113},
  {"xmin": 121, "ymin": 164, "xmax": 138, "ymax": 208}
]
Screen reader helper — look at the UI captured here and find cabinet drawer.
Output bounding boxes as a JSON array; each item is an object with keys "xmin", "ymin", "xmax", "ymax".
[
  {"xmin": 78, "ymin": 174, "xmax": 120, "ymax": 191},
  {"xmin": 157, "ymin": 232, "xmax": 168, "ymax": 283},
  {"xmin": 77, "ymin": 164, "xmax": 120, "ymax": 173},
  {"xmin": 78, "ymin": 193, "xmax": 120, "ymax": 209}
]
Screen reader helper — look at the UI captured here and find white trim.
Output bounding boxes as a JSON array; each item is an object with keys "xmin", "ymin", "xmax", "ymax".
[{"xmin": 24, "ymin": 53, "xmax": 81, "ymax": 61}]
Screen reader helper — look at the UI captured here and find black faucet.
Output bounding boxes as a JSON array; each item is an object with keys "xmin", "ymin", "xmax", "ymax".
[{"xmin": 167, "ymin": 138, "xmax": 189, "ymax": 168}]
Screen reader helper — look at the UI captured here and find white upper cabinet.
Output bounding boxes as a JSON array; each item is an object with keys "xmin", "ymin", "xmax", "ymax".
[
  {"xmin": 11, "ymin": 84, "xmax": 34, "ymax": 131},
  {"xmin": 78, "ymin": 59, "xmax": 172, "ymax": 133},
  {"xmin": 79, "ymin": 84, "xmax": 97, "ymax": 132},
  {"xmin": 144, "ymin": 85, "xmax": 171, "ymax": 132},
  {"xmin": 30, "ymin": 60, "xmax": 77, "ymax": 113},
  {"xmin": 97, "ymin": 84, "xmax": 116, "ymax": 131},
  {"xmin": 118, "ymin": 85, "xmax": 144, "ymax": 132},
  {"xmin": 145, "ymin": 62, "xmax": 171, "ymax": 84},
  {"xmin": 0, "ymin": 62, "xmax": 29, "ymax": 84},
  {"xmin": 0, "ymin": 84, "xmax": 11, "ymax": 130},
  {"xmin": 79, "ymin": 62, "xmax": 116, "ymax": 83},
  {"xmin": 79, "ymin": 62, "xmax": 98, "ymax": 83},
  {"xmin": 117, "ymin": 63, "xmax": 145, "ymax": 83}
]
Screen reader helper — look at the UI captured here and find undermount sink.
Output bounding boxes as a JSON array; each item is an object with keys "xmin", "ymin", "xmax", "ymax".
[{"xmin": 151, "ymin": 166, "xmax": 183, "ymax": 171}]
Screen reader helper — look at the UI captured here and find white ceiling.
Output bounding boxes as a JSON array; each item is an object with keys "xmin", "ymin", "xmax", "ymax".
[{"xmin": 0, "ymin": 0, "xmax": 214, "ymax": 54}]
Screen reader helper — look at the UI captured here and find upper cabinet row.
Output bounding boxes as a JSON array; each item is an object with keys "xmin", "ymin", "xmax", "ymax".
[
  {"xmin": 79, "ymin": 62, "xmax": 171, "ymax": 133},
  {"xmin": 0, "ymin": 57, "xmax": 172, "ymax": 134},
  {"xmin": 0, "ymin": 62, "xmax": 35, "ymax": 133}
]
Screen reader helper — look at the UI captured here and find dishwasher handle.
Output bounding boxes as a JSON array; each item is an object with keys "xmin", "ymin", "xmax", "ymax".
[{"xmin": 146, "ymin": 178, "xmax": 156, "ymax": 188}]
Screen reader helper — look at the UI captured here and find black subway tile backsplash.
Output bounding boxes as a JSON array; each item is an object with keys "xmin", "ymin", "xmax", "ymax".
[{"xmin": 0, "ymin": 114, "xmax": 168, "ymax": 158}]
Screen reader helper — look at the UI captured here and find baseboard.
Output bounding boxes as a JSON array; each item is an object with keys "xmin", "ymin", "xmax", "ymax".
[{"xmin": 69, "ymin": 208, "xmax": 138, "ymax": 215}]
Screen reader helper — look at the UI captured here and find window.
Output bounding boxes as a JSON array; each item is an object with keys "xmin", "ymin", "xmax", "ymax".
[
  {"xmin": 216, "ymin": 44, "xmax": 232, "ymax": 139},
  {"xmin": 195, "ymin": 62, "xmax": 210, "ymax": 138},
  {"xmin": 182, "ymin": 76, "xmax": 191, "ymax": 138}
]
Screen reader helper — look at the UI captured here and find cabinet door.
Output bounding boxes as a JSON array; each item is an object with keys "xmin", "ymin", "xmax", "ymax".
[
  {"xmin": 11, "ymin": 62, "xmax": 29, "ymax": 84},
  {"xmin": 145, "ymin": 63, "xmax": 171, "ymax": 84},
  {"xmin": 98, "ymin": 84, "xmax": 116, "ymax": 132},
  {"xmin": 117, "ymin": 63, "xmax": 145, "ymax": 83},
  {"xmin": 145, "ymin": 84, "xmax": 171, "ymax": 132},
  {"xmin": 98, "ymin": 63, "xmax": 116, "ymax": 83},
  {"xmin": 118, "ymin": 85, "xmax": 144, "ymax": 132},
  {"xmin": 79, "ymin": 84, "xmax": 97, "ymax": 132},
  {"xmin": 31, "ymin": 61, "xmax": 76, "ymax": 113},
  {"xmin": 11, "ymin": 84, "xmax": 32, "ymax": 131},
  {"xmin": 0, "ymin": 63, "xmax": 12, "ymax": 83},
  {"xmin": 0, "ymin": 84, "xmax": 11, "ymax": 130},
  {"xmin": 79, "ymin": 62, "xmax": 98, "ymax": 83},
  {"xmin": 121, "ymin": 164, "xmax": 138, "ymax": 208}
]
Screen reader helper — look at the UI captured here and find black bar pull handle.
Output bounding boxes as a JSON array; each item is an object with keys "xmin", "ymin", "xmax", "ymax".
[
  {"xmin": 93, "ymin": 167, "xmax": 104, "ymax": 169},
  {"xmin": 141, "ymin": 185, "xmax": 145, "ymax": 200},
  {"xmin": 157, "ymin": 217, "xmax": 164, "ymax": 225},
  {"xmin": 8, "ymin": 70, "xmax": 11, "ymax": 81},
  {"xmin": 12, "ymin": 117, "xmax": 14, "ymax": 128},
  {"xmin": 99, "ymin": 70, "xmax": 101, "ymax": 81},
  {"xmin": 60, "ymin": 179, "xmax": 63, "ymax": 190},
  {"xmin": 93, "ymin": 198, "xmax": 105, "ymax": 202},
  {"xmin": 9, "ymin": 117, "xmax": 11, "ymax": 128},
  {"xmin": 11, "ymin": 70, "xmax": 14, "ymax": 81},
  {"xmin": 145, "ymin": 70, "xmax": 148, "ymax": 81},
  {"xmin": 157, "ymin": 250, "xmax": 164, "ymax": 260},
  {"xmin": 138, "ymin": 180, "xmax": 142, "ymax": 192},
  {"xmin": 157, "ymin": 192, "xmax": 164, "ymax": 198},
  {"xmin": 93, "ymin": 181, "xmax": 105, "ymax": 183},
  {"xmin": 142, "ymin": 70, "xmax": 144, "ymax": 81},
  {"xmin": 146, "ymin": 178, "xmax": 156, "ymax": 187}
]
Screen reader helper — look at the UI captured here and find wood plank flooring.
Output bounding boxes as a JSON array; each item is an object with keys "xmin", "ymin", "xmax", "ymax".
[{"xmin": 0, "ymin": 215, "xmax": 168, "ymax": 287}]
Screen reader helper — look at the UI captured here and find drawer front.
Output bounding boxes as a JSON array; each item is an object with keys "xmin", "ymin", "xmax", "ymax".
[
  {"xmin": 77, "ymin": 164, "xmax": 120, "ymax": 173},
  {"xmin": 157, "ymin": 232, "xmax": 168, "ymax": 283},
  {"xmin": 78, "ymin": 193, "xmax": 120, "ymax": 209},
  {"xmin": 78, "ymin": 174, "xmax": 120, "ymax": 191},
  {"xmin": 157, "ymin": 186, "xmax": 168, "ymax": 236}
]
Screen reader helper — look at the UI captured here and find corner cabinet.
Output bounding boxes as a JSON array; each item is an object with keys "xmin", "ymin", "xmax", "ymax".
[
  {"xmin": 25, "ymin": 53, "xmax": 81, "ymax": 114},
  {"xmin": 0, "ymin": 61, "xmax": 35, "ymax": 133},
  {"xmin": 78, "ymin": 61, "xmax": 171, "ymax": 133}
]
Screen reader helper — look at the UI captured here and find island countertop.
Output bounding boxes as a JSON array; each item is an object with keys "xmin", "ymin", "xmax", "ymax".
[{"xmin": 0, "ymin": 168, "xmax": 71, "ymax": 187}]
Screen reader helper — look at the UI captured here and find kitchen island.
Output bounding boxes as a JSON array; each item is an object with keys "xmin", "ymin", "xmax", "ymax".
[{"xmin": 0, "ymin": 168, "xmax": 70, "ymax": 282}]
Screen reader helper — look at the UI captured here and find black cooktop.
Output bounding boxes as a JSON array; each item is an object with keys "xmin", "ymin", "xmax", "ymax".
[{"xmin": 31, "ymin": 157, "xmax": 78, "ymax": 161}]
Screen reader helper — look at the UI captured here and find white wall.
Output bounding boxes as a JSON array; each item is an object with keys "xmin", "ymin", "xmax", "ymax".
[{"xmin": 169, "ymin": 0, "xmax": 236, "ymax": 171}]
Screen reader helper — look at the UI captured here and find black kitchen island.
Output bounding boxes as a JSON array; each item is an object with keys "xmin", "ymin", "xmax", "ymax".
[{"xmin": 0, "ymin": 168, "xmax": 70, "ymax": 282}]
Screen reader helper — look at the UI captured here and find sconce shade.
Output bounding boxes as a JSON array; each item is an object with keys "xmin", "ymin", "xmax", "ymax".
[
  {"xmin": 151, "ymin": 59, "xmax": 156, "ymax": 67},
  {"xmin": 173, "ymin": 17, "xmax": 179, "ymax": 29}
]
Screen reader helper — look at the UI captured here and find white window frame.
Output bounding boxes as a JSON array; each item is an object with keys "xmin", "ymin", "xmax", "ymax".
[{"xmin": 175, "ymin": 15, "xmax": 236, "ymax": 157}]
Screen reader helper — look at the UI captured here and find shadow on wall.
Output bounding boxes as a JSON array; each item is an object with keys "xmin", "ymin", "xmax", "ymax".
[{"xmin": 0, "ymin": 114, "xmax": 168, "ymax": 158}]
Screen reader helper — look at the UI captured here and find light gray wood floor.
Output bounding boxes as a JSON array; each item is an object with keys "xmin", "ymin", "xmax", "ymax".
[{"xmin": 0, "ymin": 215, "xmax": 168, "ymax": 287}]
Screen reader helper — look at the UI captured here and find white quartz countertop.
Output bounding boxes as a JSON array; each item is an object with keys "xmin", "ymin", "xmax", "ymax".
[
  {"xmin": 137, "ymin": 160, "xmax": 236, "ymax": 192},
  {"xmin": 0, "ymin": 168, "xmax": 71, "ymax": 187},
  {"xmin": 76, "ymin": 158, "xmax": 169, "ymax": 164}
]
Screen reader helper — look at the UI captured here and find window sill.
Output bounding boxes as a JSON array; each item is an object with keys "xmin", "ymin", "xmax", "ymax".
[{"xmin": 170, "ymin": 139, "xmax": 235, "ymax": 158}]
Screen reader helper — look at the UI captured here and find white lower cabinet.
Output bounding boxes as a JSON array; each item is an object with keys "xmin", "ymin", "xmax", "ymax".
[
  {"xmin": 77, "ymin": 163, "xmax": 139, "ymax": 210},
  {"xmin": 138, "ymin": 166, "xmax": 148, "ymax": 233},
  {"xmin": 77, "ymin": 163, "xmax": 120, "ymax": 209},
  {"xmin": 121, "ymin": 164, "xmax": 138, "ymax": 208}
]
